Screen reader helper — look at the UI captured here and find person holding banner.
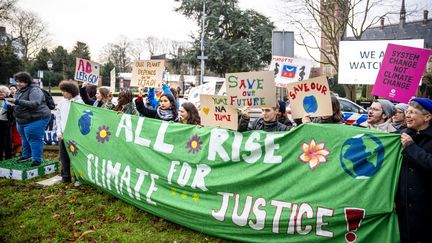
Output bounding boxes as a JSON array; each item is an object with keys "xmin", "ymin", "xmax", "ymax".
[
  {"xmin": 135, "ymin": 92, "xmax": 178, "ymax": 122},
  {"xmin": 80, "ymin": 82, "xmax": 114, "ymax": 109},
  {"xmin": 112, "ymin": 90, "xmax": 138, "ymax": 115},
  {"xmin": 55, "ymin": 80, "xmax": 83, "ymax": 184},
  {"xmin": 6, "ymin": 72, "xmax": 51, "ymax": 167},
  {"xmin": 179, "ymin": 102, "xmax": 201, "ymax": 125},
  {"xmin": 392, "ymin": 103, "xmax": 408, "ymax": 132},
  {"xmin": 238, "ymin": 103, "xmax": 290, "ymax": 132},
  {"xmin": 397, "ymin": 98, "xmax": 432, "ymax": 243},
  {"xmin": 359, "ymin": 99, "xmax": 397, "ymax": 132}
]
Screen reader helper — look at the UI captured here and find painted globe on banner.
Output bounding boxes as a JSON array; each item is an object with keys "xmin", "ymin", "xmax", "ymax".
[{"xmin": 339, "ymin": 133, "xmax": 385, "ymax": 179}]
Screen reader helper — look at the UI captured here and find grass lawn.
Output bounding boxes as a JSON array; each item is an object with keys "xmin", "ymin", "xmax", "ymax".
[{"xmin": 0, "ymin": 151, "xmax": 229, "ymax": 242}]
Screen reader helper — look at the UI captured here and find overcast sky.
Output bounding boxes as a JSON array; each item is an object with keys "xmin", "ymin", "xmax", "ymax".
[{"xmin": 16, "ymin": 0, "xmax": 432, "ymax": 64}]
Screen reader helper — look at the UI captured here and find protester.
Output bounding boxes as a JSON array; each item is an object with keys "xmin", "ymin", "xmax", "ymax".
[
  {"xmin": 396, "ymin": 97, "xmax": 432, "ymax": 243},
  {"xmin": 302, "ymin": 95, "xmax": 344, "ymax": 124},
  {"xmin": 0, "ymin": 86, "xmax": 13, "ymax": 161},
  {"xmin": 135, "ymin": 93, "xmax": 178, "ymax": 122},
  {"xmin": 80, "ymin": 81, "xmax": 114, "ymax": 109},
  {"xmin": 359, "ymin": 99, "xmax": 396, "ymax": 132},
  {"xmin": 238, "ymin": 103, "xmax": 290, "ymax": 132},
  {"xmin": 392, "ymin": 103, "xmax": 408, "ymax": 131},
  {"xmin": 7, "ymin": 72, "xmax": 51, "ymax": 166},
  {"xmin": 277, "ymin": 100, "xmax": 293, "ymax": 128},
  {"xmin": 179, "ymin": 102, "xmax": 200, "ymax": 125},
  {"xmin": 7, "ymin": 84, "xmax": 21, "ymax": 156},
  {"xmin": 113, "ymin": 90, "xmax": 138, "ymax": 115},
  {"xmin": 55, "ymin": 80, "xmax": 83, "ymax": 184},
  {"xmin": 147, "ymin": 83, "xmax": 176, "ymax": 109}
]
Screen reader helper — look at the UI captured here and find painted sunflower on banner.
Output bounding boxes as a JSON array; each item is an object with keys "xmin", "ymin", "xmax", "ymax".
[
  {"xmin": 96, "ymin": 125, "xmax": 111, "ymax": 143},
  {"xmin": 299, "ymin": 139, "xmax": 330, "ymax": 170},
  {"xmin": 186, "ymin": 135, "xmax": 202, "ymax": 154},
  {"xmin": 67, "ymin": 140, "xmax": 78, "ymax": 156}
]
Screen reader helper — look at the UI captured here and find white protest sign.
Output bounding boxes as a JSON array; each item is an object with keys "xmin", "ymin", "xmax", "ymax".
[
  {"xmin": 338, "ymin": 39, "xmax": 424, "ymax": 84},
  {"xmin": 270, "ymin": 56, "xmax": 314, "ymax": 86},
  {"xmin": 74, "ymin": 58, "xmax": 100, "ymax": 85}
]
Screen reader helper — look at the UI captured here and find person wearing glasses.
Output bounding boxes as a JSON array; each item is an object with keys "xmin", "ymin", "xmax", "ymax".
[
  {"xmin": 238, "ymin": 103, "xmax": 290, "ymax": 132},
  {"xmin": 396, "ymin": 97, "xmax": 432, "ymax": 243},
  {"xmin": 392, "ymin": 103, "xmax": 408, "ymax": 132},
  {"xmin": 359, "ymin": 99, "xmax": 396, "ymax": 132}
]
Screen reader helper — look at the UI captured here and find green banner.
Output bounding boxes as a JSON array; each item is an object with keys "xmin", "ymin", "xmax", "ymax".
[{"xmin": 64, "ymin": 102, "xmax": 402, "ymax": 242}]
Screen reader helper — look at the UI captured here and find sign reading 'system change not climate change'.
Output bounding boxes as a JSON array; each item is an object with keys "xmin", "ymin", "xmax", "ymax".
[
  {"xmin": 225, "ymin": 71, "xmax": 276, "ymax": 108},
  {"xmin": 372, "ymin": 44, "xmax": 432, "ymax": 103}
]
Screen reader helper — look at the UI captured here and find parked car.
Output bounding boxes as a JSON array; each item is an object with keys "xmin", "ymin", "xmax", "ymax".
[{"xmin": 337, "ymin": 97, "xmax": 368, "ymax": 125}]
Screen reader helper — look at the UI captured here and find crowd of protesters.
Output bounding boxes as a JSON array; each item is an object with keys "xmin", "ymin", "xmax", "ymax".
[{"xmin": 0, "ymin": 71, "xmax": 431, "ymax": 242}]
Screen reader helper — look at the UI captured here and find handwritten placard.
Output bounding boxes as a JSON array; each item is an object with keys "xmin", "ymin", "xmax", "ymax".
[
  {"xmin": 225, "ymin": 71, "xmax": 276, "ymax": 108},
  {"xmin": 74, "ymin": 58, "xmax": 100, "ymax": 84},
  {"xmin": 200, "ymin": 94, "xmax": 238, "ymax": 130},
  {"xmin": 131, "ymin": 60, "xmax": 165, "ymax": 88},
  {"xmin": 372, "ymin": 44, "xmax": 432, "ymax": 103},
  {"xmin": 286, "ymin": 76, "xmax": 332, "ymax": 119},
  {"xmin": 270, "ymin": 56, "xmax": 314, "ymax": 86}
]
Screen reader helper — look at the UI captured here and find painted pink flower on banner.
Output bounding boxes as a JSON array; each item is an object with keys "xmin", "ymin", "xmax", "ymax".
[
  {"xmin": 67, "ymin": 140, "xmax": 78, "ymax": 156},
  {"xmin": 299, "ymin": 139, "xmax": 330, "ymax": 170},
  {"xmin": 96, "ymin": 125, "xmax": 111, "ymax": 143},
  {"xmin": 186, "ymin": 135, "xmax": 202, "ymax": 154}
]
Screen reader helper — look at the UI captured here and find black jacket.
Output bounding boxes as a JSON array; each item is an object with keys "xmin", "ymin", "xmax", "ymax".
[
  {"xmin": 396, "ymin": 125, "xmax": 432, "ymax": 242},
  {"xmin": 14, "ymin": 84, "xmax": 51, "ymax": 124},
  {"xmin": 238, "ymin": 117, "xmax": 289, "ymax": 132}
]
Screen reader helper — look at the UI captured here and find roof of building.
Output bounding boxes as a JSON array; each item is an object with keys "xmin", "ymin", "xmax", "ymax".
[{"xmin": 359, "ymin": 19, "xmax": 432, "ymax": 48}]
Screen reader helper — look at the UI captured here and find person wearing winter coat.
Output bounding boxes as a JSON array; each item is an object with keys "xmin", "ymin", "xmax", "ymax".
[
  {"xmin": 135, "ymin": 92, "xmax": 178, "ymax": 122},
  {"xmin": 55, "ymin": 80, "xmax": 84, "ymax": 184},
  {"xmin": 112, "ymin": 90, "xmax": 138, "ymax": 115},
  {"xmin": 0, "ymin": 85, "xmax": 13, "ymax": 161},
  {"xmin": 397, "ymin": 97, "xmax": 432, "ymax": 243},
  {"xmin": 6, "ymin": 72, "xmax": 51, "ymax": 167},
  {"xmin": 359, "ymin": 99, "xmax": 397, "ymax": 132},
  {"xmin": 238, "ymin": 103, "xmax": 290, "ymax": 132}
]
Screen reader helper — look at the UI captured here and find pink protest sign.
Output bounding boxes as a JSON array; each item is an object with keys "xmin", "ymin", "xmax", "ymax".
[{"xmin": 372, "ymin": 44, "xmax": 432, "ymax": 103}]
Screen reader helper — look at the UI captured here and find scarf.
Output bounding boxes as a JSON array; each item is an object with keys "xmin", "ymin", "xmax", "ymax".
[
  {"xmin": 157, "ymin": 108, "xmax": 175, "ymax": 121},
  {"xmin": 366, "ymin": 120, "xmax": 396, "ymax": 132}
]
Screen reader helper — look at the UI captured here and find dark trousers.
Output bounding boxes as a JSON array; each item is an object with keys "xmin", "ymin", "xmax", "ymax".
[
  {"xmin": 59, "ymin": 139, "xmax": 71, "ymax": 182},
  {"xmin": 0, "ymin": 120, "xmax": 12, "ymax": 161}
]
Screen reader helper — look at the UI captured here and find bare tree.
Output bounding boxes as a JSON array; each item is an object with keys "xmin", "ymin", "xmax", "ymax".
[
  {"xmin": 0, "ymin": 0, "xmax": 17, "ymax": 22},
  {"xmin": 9, "ymin": 9, "xmax": 49, "ymax": 65},
  {"xmin": 99, "ymin": 36, "xmax": 132, "ymax": 72},
  {"xmin": 129, "ymin": 38, "xmax": 149, "ymax": 61},
  {"xmin": 279, "ymin": 0, "xmax": 401, "ymax": 100}
]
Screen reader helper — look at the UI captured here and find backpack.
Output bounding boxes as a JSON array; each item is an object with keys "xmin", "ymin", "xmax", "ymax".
[{"xmin": 40, "ymin": 88, "xmax": 56, "ymax": 110}]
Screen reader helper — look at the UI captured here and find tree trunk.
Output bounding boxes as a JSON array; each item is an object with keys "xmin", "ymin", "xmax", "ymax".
[{"xmin": 343, "ymin": 84, "xmax": 357, "ymax": 101}]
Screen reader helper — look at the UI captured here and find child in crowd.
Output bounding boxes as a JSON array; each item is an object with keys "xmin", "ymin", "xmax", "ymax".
[{"xmin": 80, "ymin": 81, "xmax": 114, "ymax": 109}]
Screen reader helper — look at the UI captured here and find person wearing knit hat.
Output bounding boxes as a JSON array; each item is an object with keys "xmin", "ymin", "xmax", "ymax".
[
  {"xmin": 277, "ymin": 100, "xmax": 293, "ymax": 128},
  {"xmin": 359, "ymin": 99, "xmax": 396, "ymax": 132},
  {"xmin": 392, "ymin": 103, "xmax": 409, "ymax": 131},
  {"xmin": 396, "ymin": 97, "xmax": 432, "ymax": 242}
]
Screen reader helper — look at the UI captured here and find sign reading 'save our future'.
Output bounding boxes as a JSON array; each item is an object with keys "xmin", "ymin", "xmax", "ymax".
[
  {"xmin": 74, "ymin": 58, "xmax": 100, "ymax": 84},
  {"xmin": 225, "ymin": 71, "xmax": 276, "ymax": 108},
  {"xmin": 372, "ymin": 44, "xmax": 432, "ymax": 103}
]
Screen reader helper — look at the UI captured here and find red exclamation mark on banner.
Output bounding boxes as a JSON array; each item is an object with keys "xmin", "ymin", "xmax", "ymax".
[{"xmin": 344, "ymin": 208, "xmax": 366, "ymax": 243}]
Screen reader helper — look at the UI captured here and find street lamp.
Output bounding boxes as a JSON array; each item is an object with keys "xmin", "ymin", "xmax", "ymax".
[{"xmin": 46, "ymin": 59, "xmax": 53, "ymax": 93}]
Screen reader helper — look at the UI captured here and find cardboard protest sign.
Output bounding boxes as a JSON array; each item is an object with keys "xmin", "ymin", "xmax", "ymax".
[
  {"xmin": 110, "ymin": 68, "xmax": 116, "ymax": 92},
  {"xmin": 338, "ymin": 39, "xmax": 424, "ymax": 84},
  {"xmin": 131, "ymin": 60, "xmax": 165, "ymax": 88},
  {"xmin": 372, "ymin": 44, "xmax": 432, "ymax": 103},
  {"xmin": 199, "ymin": 94, "xmax": 238, "ymax": 130},
  {"xmin": 225, "ymin": 71, "xmax": 276, "ymax": 108},
  {"xmin": 74, "ymin": 58, "xmax": 100, "ymax": 85},
  {"xmin": 286, "ymin": 76, "xmax": 332, "ymax": 119},
  {"xmin": 270, "ymin": 56, "xmax": 314, "ymax": 86}
]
